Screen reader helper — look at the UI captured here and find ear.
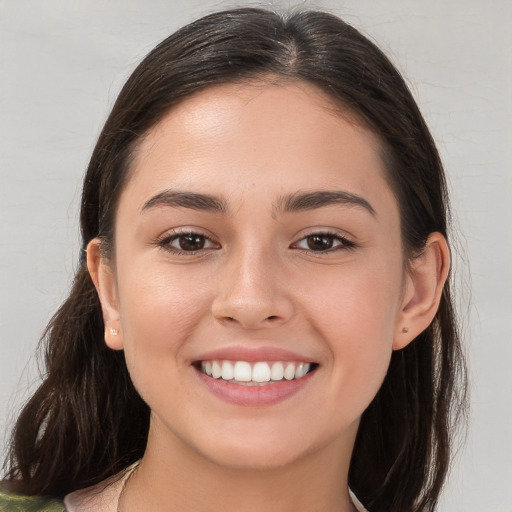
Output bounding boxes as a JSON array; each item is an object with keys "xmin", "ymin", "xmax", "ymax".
[
  {"xmin": 87, "ymin": 238, "xmax": 124, "ymax": 350},
  {"xmin": 393, "ymin": 232, "xmax": 450, "ymax": 350}
]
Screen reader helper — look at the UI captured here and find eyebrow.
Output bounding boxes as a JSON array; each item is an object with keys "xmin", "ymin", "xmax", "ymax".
[
  {"xmin": 140, "ymin": 189, "xmax": 375, "ymax": 217},
  {"xmin": 276, "ymin": 190, "xmax": 376, "ymax": 216},
  {"xmin": 141, "ymin": 190, "xmax": 228, "ymax": 214}
]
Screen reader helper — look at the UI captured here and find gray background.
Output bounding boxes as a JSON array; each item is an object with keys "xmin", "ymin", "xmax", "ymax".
[{"xmin": 1, "ymin": 1, "xmax": 511, "ymax": 510}]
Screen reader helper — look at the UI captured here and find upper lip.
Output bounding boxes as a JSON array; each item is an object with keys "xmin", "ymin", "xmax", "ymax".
[{"xmin": 193, "ymin": 345, "xmax": 316, "ymax": 363}]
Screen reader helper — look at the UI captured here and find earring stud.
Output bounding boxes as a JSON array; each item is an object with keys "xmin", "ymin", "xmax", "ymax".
[{"xmin": 110, "ymin": 327, "xmax": 119, "ymax": 335}]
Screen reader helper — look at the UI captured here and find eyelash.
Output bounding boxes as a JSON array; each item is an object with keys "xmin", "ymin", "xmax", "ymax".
[
  {"xmin": 291, "ymin": 231, "xmax": 356, "ymax": 254},
  {"xmin": 154, "ymin": 230, "xmax": 356, "ymax": 256},
  {"xmin": 155, "ymin": 231, "xmax": 219, "ymax": 255}
]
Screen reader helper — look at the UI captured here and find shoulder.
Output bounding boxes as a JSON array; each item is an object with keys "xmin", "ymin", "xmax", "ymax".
[
  {"xmin": 0, "ymin": 488, "xmax": 66, "ymax": 512},
  {"xmin": 63, "ymin": 463, "xmax": 137, "ymax": 512}
]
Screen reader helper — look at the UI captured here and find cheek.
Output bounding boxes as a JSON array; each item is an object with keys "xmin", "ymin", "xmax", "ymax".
[
  {"xmin": 300, "ymin": 262, "xmax": 401, "ymax": 410},
  {"xmin": 302, "ymin": 256, "xmax": 402, "ymax": 340},
  {"xmin": 119, "ymin": 263, "xmax": 208, "ymax": 336},
  {"xmin": 116, "ymin": 265, "xmax": 212, "ymax": 386}
]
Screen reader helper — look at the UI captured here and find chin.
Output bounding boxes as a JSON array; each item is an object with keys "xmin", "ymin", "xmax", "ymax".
[
  {"xmin": 189, "ymin": 421, "xmax": 342, "ymax": 473},
  {"xmin": 198, "ymin": 440, "xmax": 311, "ymax": 471}
]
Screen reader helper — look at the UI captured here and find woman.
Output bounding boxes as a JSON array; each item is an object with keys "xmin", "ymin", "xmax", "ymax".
[{"xmin": 1, "ymin": 7, "xmax": 467, "ymax": 512}]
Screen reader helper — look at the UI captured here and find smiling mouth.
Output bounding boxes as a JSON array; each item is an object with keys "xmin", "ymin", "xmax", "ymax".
[{"xmin": 195, "ymin": 360, "xmax": 318, "ymax": 386}]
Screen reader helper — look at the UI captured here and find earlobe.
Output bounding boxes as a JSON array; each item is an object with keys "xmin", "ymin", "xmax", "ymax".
[
  {"xmin": 393, "ymin": 232, "xmax": 450, "ymax": 350},
  {"xmin": 86, "ymin": 239, "xmax": 124, "ymax": 350}
]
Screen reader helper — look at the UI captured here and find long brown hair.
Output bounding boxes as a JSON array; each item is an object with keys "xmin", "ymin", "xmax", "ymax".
[{"xmin": 5, "ymin": 8, "xmax": 467, "ymax": 511}]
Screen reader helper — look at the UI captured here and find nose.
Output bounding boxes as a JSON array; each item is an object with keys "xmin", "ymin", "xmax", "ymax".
[{"xmin": 211, "ymin": 247, "xmax": 295, "ymax": 329}]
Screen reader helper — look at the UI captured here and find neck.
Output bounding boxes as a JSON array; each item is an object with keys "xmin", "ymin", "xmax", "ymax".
[{"xmin": 122, "ymin": 419, "xmax": 358, "ymax": 512}]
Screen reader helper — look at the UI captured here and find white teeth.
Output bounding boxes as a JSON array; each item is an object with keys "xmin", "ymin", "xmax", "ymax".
[
  {"xmin": 233, "ymin": 361, "xmax": 252, "ymax": 382},
  {"xmin": 221, "ymin": 360, "xmax": 234, "ymax": 380},
  {"xmin": 211, "ymin": 361, "xmax": 222, "ymax": 379},
  {"xmin": 284, "ymin": 363, "xmax": 296, "ymax": 380},
  {"xmin": 270, "ymin": 362, "xmax": 284, "ymax": 381},
  {"xmin": 199, "ymin": 360, "xmax": 313, "ymax": 383},
  {"xmin": 252, "ymin": 362, "xmax": 271, "ymax": 382}
]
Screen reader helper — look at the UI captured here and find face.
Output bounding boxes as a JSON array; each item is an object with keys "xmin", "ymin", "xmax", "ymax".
[{"xmin": 97, "ymin": 81, "xmax": 412, "ymax": 471}]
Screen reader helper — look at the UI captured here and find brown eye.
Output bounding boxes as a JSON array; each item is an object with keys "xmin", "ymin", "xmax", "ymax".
[
  {"xmin": 177, "ymin": 234, "xmax": 206, "ymax": 251},
  {"xmin": 293, "ymin": 232, "xmax": 355, "ymax": 253},
  {"xmin": 158, "ymin": 232, "xmax": 219, "ymax": 254},
  {"xmin": 306, "ymin": 234, "xmax": 335, "ymax": 251}
]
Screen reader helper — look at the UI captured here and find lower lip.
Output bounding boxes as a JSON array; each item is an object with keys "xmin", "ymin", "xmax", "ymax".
[{"xmin": 194, "ymin": 368, "xmax": 315, "ymax": 406}]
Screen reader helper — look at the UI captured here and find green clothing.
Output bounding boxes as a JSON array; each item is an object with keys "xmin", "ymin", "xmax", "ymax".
[{"xmin": 0, "ymin": 489, "xmax": 65, "ymax": 512}]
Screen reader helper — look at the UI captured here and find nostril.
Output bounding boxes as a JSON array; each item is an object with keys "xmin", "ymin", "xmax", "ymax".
[{"xmin": 266, "ymin": 315, "xmax": 278, "ymax": 321}]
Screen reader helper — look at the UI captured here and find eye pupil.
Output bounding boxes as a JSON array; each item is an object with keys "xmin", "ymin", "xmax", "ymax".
[
  {"xmin": 179, "ymin": 234, "xmax": 205, "ymax": 251},
  {"xmin": 307, "ymin": 235, "xmax": 334, "ymax": 251}
]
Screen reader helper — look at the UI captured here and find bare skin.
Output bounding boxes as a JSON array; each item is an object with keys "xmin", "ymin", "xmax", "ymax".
[{"xmin": 88, "ymin": 81, "xmax": 449, "ymax": 512}]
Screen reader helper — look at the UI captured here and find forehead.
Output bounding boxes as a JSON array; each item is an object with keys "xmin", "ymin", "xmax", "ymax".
[{"xmin": 122, "ymin": 80, "xmax": 396, "ymax": 218}]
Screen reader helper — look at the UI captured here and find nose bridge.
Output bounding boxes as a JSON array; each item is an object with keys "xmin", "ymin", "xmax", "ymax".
[
  {"xmin": 212, "ymin": 238, "xmax": 293, "ymax": 327},
  {"xmin": 233, "ymin": 241, "xmax": 272, "ymax": 291}
]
